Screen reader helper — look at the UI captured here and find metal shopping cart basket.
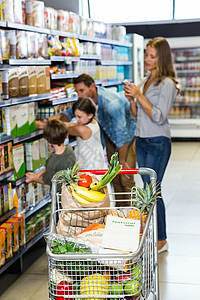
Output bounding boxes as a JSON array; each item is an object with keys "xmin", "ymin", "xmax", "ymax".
[{"xmin": 46, "ymin": 168, "xmax": 159, "ymax": 300}]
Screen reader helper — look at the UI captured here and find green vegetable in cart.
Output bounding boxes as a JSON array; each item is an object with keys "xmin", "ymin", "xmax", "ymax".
[
  {"xmin": 90, "ymin": 152, "xmax": 122, "ymax": 191},
  {"xmin": 131, "ymin": 262, "xmax": 143, "ymax": 280},
  {"xmin": 110, "ymin": 282, "xmax": 124, "ymax": 295},
  {"xmin": 124, "ymin": 279, "xmax": 140, "ymax": 296},
  {"xmin": 56, "ymin": 280, "xmax": 74, "ymax": 300}
]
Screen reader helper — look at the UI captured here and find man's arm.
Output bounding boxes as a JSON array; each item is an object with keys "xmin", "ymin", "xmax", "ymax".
[{"xmin": 25, "ymin": 168, "xmax": 46, "ymax": 184}]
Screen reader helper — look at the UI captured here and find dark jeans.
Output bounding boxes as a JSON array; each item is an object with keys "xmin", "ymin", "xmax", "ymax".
[{"xmin": 136, "ymin": 136, "xmax": 171, "ymax": 241}]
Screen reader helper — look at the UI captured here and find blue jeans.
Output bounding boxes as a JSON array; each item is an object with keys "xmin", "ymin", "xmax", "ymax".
[{"xmin": 136, "ymin": 136, "xmax": 171, "ymax": 241}]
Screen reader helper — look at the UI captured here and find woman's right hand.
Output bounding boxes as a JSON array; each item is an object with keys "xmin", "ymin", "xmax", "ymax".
[{"xmin": 123, "ymin": 82, "xmax": 141, "ymax": 100}]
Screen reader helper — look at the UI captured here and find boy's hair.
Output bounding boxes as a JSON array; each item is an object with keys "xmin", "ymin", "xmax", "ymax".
[
  {"xmin": 73, "ymin": 73, "xmax": 95, "ymax": 87},
  {"xmin": 43, "ymin": 119, "xmax": 68, "ymax": 146},
  {"xmin": 72, "ymin": 97, "xmax": 96, "ymax": 117}
]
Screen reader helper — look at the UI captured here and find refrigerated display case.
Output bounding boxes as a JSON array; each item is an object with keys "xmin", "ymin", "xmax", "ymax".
[{"xmin": 167, "ymin": 37, "xmax": 200, "ymax": 138}]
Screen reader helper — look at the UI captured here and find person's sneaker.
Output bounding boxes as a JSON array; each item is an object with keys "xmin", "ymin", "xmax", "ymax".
[{"xmin": 158, "ymin": 242, "xmax": 168, "ymax": 254}]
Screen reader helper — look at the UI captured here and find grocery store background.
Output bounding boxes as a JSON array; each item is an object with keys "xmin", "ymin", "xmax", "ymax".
[{"xmin": 1, "ymin": 0, "xmax": 200, "ymax": 299}]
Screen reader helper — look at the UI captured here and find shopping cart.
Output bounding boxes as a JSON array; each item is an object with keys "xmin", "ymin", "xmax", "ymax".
[{"xmin": 46, "ymin": 168, "xmax": 159, "ymax": 300}]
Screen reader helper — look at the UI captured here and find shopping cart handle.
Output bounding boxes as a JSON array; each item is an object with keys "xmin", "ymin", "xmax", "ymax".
[{"xmin": 78, "ymin": 168, "xmax": 139, "ymax": 175}]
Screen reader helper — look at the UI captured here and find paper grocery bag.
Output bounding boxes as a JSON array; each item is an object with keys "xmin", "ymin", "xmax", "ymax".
[{"xmin": 56, "ymin": 174, "xmax": 110, "ymax": 236}]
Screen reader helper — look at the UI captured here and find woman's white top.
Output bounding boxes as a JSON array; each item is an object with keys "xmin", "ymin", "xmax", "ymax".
[{"xmin": 75, "ymin": 121, "xmax": 106, "ymax": 170}]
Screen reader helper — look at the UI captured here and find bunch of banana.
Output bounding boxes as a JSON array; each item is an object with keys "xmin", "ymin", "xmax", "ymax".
[{"xmin": 70, "ymin": 183, "xmax": 106, "ymax": 205}]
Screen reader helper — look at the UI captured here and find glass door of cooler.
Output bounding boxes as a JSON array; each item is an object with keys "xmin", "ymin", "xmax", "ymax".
[
  {"xmin": 169, "ymin": 47, "xmax": 200, "ymax": 138},
  {"xmin": 132, "ymin": 33, "xmax": 144, "ymax": 86}
]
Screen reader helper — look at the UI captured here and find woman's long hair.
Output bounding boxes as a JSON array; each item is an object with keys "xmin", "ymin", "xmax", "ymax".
[{"xmin": 147, "ymin": 37, "xmax": 180, "ymax": 93}]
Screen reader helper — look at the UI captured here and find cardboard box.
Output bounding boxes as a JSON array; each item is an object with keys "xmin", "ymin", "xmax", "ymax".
[
  {"xmin": 28, "ymin": 102, "xmax": 36, "ymax": 133},
  {"xmin": 10, "ymin": 143, "xmax": 25, "ymax": 181},
  {"xmin": 16, "ymin": 103, "xmax": 29, "ymax": 136},
  {"xmin": 0, "ymin": 108, "xmax": 6, "ymax": 137},
  {"xmin": 12, "ymin": 213, "xmax": 25, "ymax": 247},
  {"xmin": 0, "ymin": 228, "xmax": 6, "ymax": 267},
  {"xmin": 0, "ymin": 223, "xmax": 13, "ymax": 259},
  {"xmin": 6, "ymin": 218, "xmax": 19, "ymax": 253},
  {"xmin": 25, "ymin": 140, "xmax": 40, "ymax": 171},
  {"xmin": 3, "ymin": 142, "xmax": 13, "ymax": 173},
  {"xmin": 39, "ymin": 138, "xmax": 46, "ymax": 167},
  {"xmin": 2, "ymin": 183, "xmax": 9, "ymax": 214}
]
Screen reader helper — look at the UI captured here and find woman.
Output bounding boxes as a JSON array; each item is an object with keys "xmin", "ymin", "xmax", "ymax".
[
  {"xmin": 66, "ymin": 97, "xmax": 106, "ymax": 170},
  {"xmin": 124, "ymin": 37, "xmax": 180, "ymax": 253}
]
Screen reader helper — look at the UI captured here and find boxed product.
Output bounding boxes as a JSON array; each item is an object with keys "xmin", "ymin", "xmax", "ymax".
[
  {"xmin": 0, "ymin": 108, "xmax": 6, "ymax": 137},
  {"xmin": 25, "ymin": 182, "xmax": 35, "ymax": 208},
  {"xmin": 25, "ymin": 220, "xmax": 35, "ymax": 243},
  {"xmin": 6, "ymin": 217, "xmax": 19, "ymax": 253},
  {"xmin": 25, "ymin": 0, "xmax": 32, "ymax": 25},
  {"xmin": 8, "ymin": 68, "xmax": 19, "ymax": 98},
  {"xmin": 18, "ymin": 66, "xmax": 29, "ymax": 97},
  {"xmin": 0, "ymin": 222, "xmax": 13, "ymax": 260},
  {"xmin": 0, "ymin": 142, "xmax": 13, "ymax": 175},
  {"xmin": 0, "ymin": 30, "xmax": 10, "ymax": 60},
  {"xmin": 37, "ymin": 66, "xmax": 46, "ymax": 94},
  {"xmin": 8, "ymin": 30, "xmax": 17, "ymax": 59},
  {"xmin": 13, "ymin": 184, "xmax": 26, "ymax": 213},
  {"xmin": 16, "ymin": 103, "xmax": 29, "ymax": 136},
  {"xmin": 57, "ymin": 9, "xmax": 69, "ymax": 32},
  {"xmin": 0, "ymin": 145, "xmax": 4, "ymax": 176},
  {"xmin": 5, "ymin": 106, "xmax": 18, "ymax": 137},
  {"xmin": 13, "ymin": 0, "xmax": 23, "ymax": 24},
  {"xmin": 27, "ymin": 66, "xmax": 37, "ymax": 95},
  {"xmin": 27, "ymin": 31, "xmax": 37, "ymax": 58},
  {"xmin": 37, "ymin": 33, "xmax": 48, "ymax": 59},
  {"xmin": 0, "ymin": 186, "xmax": 3, "ymax": 216},
  {"xmin": 10, "ymin": 143, "xmax": 25, "ymax": 180},
  {"xmin": 28, "ymin": 102, "xmax": 36, "ymax": 133},
  {"xmin": 12, "ymin": 213, "xmax": 25, "ymax": 247},
  {"xmin": 2, "ymin": 183, "xmax": 9, "ymax": 214},
  {"xmin": 8, "ymin": 182, "xmax": 13, "ymax": 210},
  {"xmin": 0, "ymin": 228, "xmax": 6, "ymax": 267},
  {"xmin": 25, "ymin": 139, "xmax": 40, "ymax": 171},
  {"xmin": 0, "ymin": 71, "xmax": 3, "ymax": 100},
  {"xmin": 39, "ymin": 138, "xmax": 46, "ymax": 167},
  {"xmin": 1, "ymin": 70, "xmax": 9, "ymax": 100}
]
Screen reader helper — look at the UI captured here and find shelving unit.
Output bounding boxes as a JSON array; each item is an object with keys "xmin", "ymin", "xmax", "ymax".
[{"xmin": 0, "ymin": 18, "xmax": 134, "ymax": 276}]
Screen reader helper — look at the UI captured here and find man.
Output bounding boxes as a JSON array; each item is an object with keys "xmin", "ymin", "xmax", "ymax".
[{"xmin": 60, "ymin": 73, "xmax": 136, "ymax": 205}]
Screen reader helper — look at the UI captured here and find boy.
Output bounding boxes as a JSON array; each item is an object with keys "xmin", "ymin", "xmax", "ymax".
[{"xmin": 25, "ymin": 119, "xmax": 76, "ymax": 186}]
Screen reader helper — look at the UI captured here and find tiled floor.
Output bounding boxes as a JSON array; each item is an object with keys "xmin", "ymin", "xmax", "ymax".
[{"xmin": 0, "ymin": 141, "xmax": 200, "ymax": 299}]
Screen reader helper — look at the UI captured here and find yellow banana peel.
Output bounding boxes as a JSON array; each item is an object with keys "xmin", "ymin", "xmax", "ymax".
[
  {"xmin": 70, "ymin": 183, "xmax": 105, "ymax": 202},
  {"xmin": 71, "ymin": 186, "xmax": 90, "ymax": 205}
]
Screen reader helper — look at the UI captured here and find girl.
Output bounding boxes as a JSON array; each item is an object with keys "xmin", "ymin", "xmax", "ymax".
[{"xmin": 66, "ymin": 97, "xmax": 106, "ymax": 170}]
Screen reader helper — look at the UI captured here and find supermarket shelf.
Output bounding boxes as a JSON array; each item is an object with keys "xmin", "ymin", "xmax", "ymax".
[
  {"xmin": 13, "ymin": 130, "xmax": 43, "ymax": 144},
  {"xmin": 0, "ymin": 20, "xmax": 7, "ymax": 27},
  {"xmin": 181, "ymin": 87, "xmax": 200, "ymax": 91},
  {"xmin": 79, "ymin": 54, "xmax": 101, "ymax": 60},
  {"xmin": 0, "ymin": 169, "xmax": 15, "ymax": 182},
  {"xmin": 0, "ymin": 135, "xmax": 13, "ymax": 144},
  {"xmin": 100, "ymin": 60, "xmax": 132, "ymax": 65},
  {"xmin": 172, "ymin": 102, "xmax": 200, "ymax": 107},
  {"xmin": 0, "ymin": 226, "xmax": 49, "ymax": 275},
  {"xmin": 7, "ymin": 22, "xmax": 50, "ymax": 34},
  {"xmin": 11, "ymin": 176, "xmax": 26, "ymax": 187},
  {"xmin": 0, "ymin": 93, "xmax": 52, "ymax": 107},
  {"xmin": 25, "ymin": 194, "xmax": 51, "ymax": 219},
  {"xmin": 177, "ymin": 69, "xmax": 200, "ymax": 74},
  {"xmin": 51, "ymin": 96, "xmax": 78, "ymax": 105},
  {"xmin": 6, "ymin": 59, "xmax": 51, "ymax": 66},
  {"xmin": 102, "ymin": 80, "xmax": 123, "ymax": 86},
  {"xmin": 50, "ymin": 56, "xmax": 80, "ymax": 62},
  {"xmin": 51, "ymin": 73, "xmax": 80, "ymax": 79},
  {"xmin": 175, "ymin": 57, "xmax": 200, "ymax": 62},
  {"xmin": 50, "ymin": 29, "xmax": 78, "ymax": 38},
  {"xmin": 0, "ymin": 207, "xmax": 17, "ymax": 225}
]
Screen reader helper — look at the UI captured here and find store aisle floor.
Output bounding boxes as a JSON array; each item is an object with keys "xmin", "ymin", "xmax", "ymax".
[{"xmin": 1, "ymin": 141, "xmax": 200, "ymax": 300}]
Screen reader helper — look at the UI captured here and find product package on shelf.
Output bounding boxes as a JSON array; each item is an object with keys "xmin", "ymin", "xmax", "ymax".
[
  {"xmin": 0, "ymin": 222, "xmax": 13, "ymax": 260},
  {"xmin": 0, "ymin": 142, "xmax": 13, "ymax": 175},
  {"xmin": 0, "ymin": 108, "xmax": 6, "ymax": 137},
  {"xmin": 1, "ymin": 0, "xmax": 15, "ymax": 23},
  {"xmin": 28, "ymin": 102, "xmax": 36, "ymax": 133},
  {"xmin": 16, "ymin": 103, "xmax": 29, "ymax": 136},
  {"xmin": 5, "ymin": 217, "xmax": 19, "ymax": 253},
  {"xmin": 5, "ymin": 106, "xmax": 17, "ymax": 137},
  {"xmin": 12, "ymin": 213, "xmax": 25, "ymax": 247},
  {"xmin": 16, "ymin": 30, "xmax": 28, "ymax": 59},
  {"xmin": 25, "ymin": 139, "xmax": 40, "ymax": 171},
  {"xmin": 0, "ymin": 183, "xmax": 9, "ymax": 215},
  {"xmin": 32, "ymin": 0, "xmax": 44, "ymax": 28},
  {"xmin": 9, "ymin": 143, "xmax": 25, "ymax": 181},
  {"xmin": 18, "ymin": 66, "xmax": 29, "ymax": 97},
  {"xmin": 57, "ymin": 9, "xmax": 69, "ymax": 32},
  {"xmin": 25, "ymin": 182, "xmax": 35, "ymax": 208},
  {"xmin": 0, "ymin": 228, "xmax": 6, "ymax": 267},
  {"xmin": 27, "ymin": 66, "xmax": 37, "ymax": 95},
  {"xmin": 39, "ymin": 137, "xmax": 46, "ymax": 166}
]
